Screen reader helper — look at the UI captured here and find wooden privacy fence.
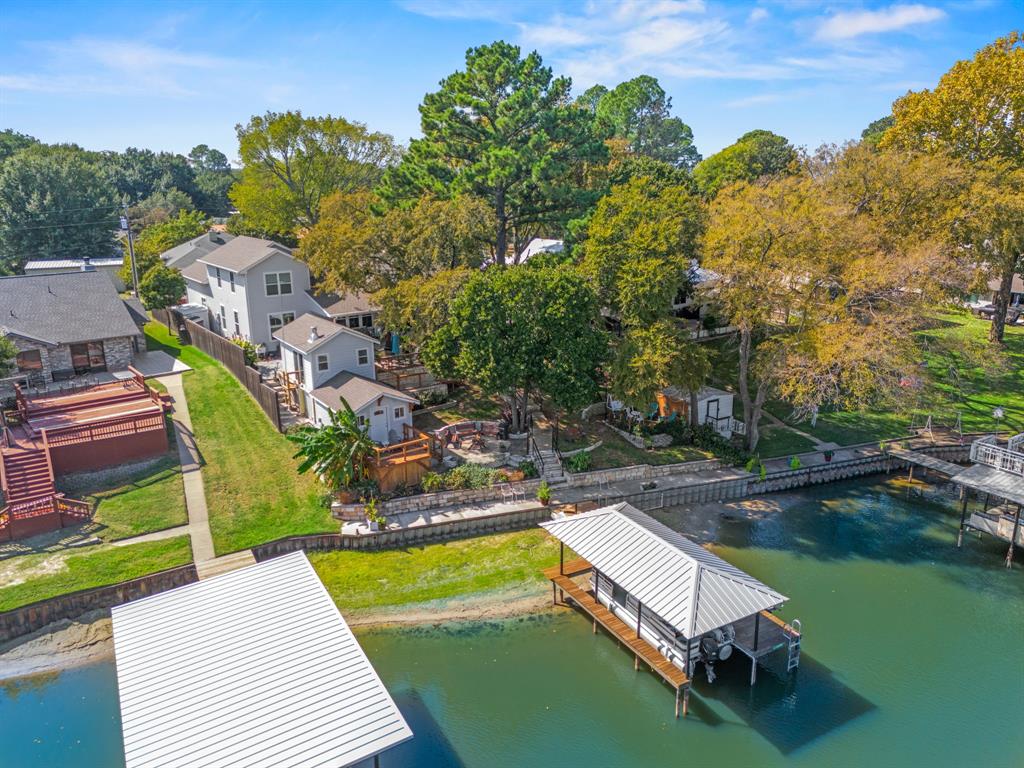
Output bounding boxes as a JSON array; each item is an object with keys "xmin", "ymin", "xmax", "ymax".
[{"xmin": 154, "ymin": 308, "xmax": 283, "ymax": 432}]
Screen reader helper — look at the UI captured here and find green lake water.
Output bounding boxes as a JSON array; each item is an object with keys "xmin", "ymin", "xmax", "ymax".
[{"xmin": 3, "ymin": 477, "xmax": 1023, "ymax": 767}]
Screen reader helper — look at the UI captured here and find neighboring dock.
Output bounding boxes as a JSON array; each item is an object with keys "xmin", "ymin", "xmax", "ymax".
[{"xmin": 543, "ymin": 557, "xmax": 692, "ymax": 717}]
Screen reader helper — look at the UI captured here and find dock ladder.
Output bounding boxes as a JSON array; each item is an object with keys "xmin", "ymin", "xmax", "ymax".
[{"xmin": 787, "ymin": 619, "xmax": 802, "ymax": 672}]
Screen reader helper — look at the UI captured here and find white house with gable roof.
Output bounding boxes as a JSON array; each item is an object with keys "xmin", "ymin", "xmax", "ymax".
[
  {"xmin": 181, "ymin": 236, "xmax": 314, "ymax": 352},
  {"xmin": 274, "ymin": 313, "xmax": 417, "ymax": 443}
]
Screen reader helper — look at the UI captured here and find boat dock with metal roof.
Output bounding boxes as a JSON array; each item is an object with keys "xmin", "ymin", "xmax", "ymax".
[
  {"xmin": 540, "ymin": 503, "xmax": 801, "ymax": 716},
  {"xmin": 111, "ymin": 551, "xmax": 412, "ymax": 768}
]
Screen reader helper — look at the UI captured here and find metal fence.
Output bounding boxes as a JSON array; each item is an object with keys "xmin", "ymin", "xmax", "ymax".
[{"xmin": 153, "ymin": 308, "xmax": 283, "ymax": 432}]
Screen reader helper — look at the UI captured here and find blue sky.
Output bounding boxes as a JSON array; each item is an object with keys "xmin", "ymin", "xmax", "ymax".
[{"xmin": 0, "ymin": 1, "xmax": 1018, "ymax": 161}]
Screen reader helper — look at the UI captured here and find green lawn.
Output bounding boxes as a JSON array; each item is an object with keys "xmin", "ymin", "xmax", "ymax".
[
  {"xmin": 0, "ymin": 537, "xmax": 192, "ymax": 612},
  {"xmin": 755, "ymin": 423, "xmax": 818, "ymax": 458},
  {"xmin": 85, "ymin": 455, "xmax": 188, "ymax": 541},
  {"xmin": 414, "ymin": 386, "xmax": 505, "ymax": 430},
  {"xmin": 709, "ymin": 313, "xmax": 1024, "ymax": 450},
  {"xmin": 145, "ymin": 323, "xmax": 335, "ymax": 555},
  {"xmin": 310, "ymin": 529, "xmax": 561, "ymax": 614}
]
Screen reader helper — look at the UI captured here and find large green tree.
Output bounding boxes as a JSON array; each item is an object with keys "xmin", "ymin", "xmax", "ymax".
[
  {"xmin": 298, "ymin": 191, "xmax": 489, "ymax": 294},
  {"xmin": 0, "ymin": 144, "xmax": 119, "ymax": 273},
  {"xmin": 379, "ymin": 41, "xmax": 607, "ymax": 264},
  {"xmin": 593, "ymin": 75, "xmax": 701, "ymax": 169},
  {"xmin": 375, "ymin": 267, "xmax": 475, "ymax": 348},
  {"xmin": 693, "ymin": 129, "xmax": 797, "ymax": 198},
  {"xmin": 231, "ymin": 111, "xmax": 399, "ymax": 234},
  {"xmin": 882, "ymin": 32, "xmax": 1024, "ymax": 343},
  {"xmin": 121, "ymin": 209, "xmax": 209, "ymax": 285},
  {"xmin": 188, "ymin": 144, "xmax": 234, "ymax": 216},
  {"xmin": 138, "ymin": 264, "xmax": 186, "ymax": 310},
  {"xmin": 0, "ymin": 130, "xmax": 38, "ymax": 164},
  {"xmin": 424, "ymin": 265, "xmax": 607, "ymax": 432},
  {"xmin": 100, "ymin": 147, "xmax": 199, "ymax": 207},
  {"xmin": 579, "ymin": 176, "xmax": 704, "ymax": 317}
]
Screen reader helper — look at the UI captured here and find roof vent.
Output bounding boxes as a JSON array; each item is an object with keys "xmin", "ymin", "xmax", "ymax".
[
  {"xmin": 81, "ymin": 256, "xmax": 95, "ymax": 272},
  {"xmin": 308, "ymin": 326, "xmax": 319, "ymax": 344}
]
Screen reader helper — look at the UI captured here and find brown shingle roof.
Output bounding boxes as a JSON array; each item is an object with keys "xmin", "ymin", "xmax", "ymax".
[
  {"xmin": 197, "ymin": 236, "xmax": 291, "ymax": 273},
  {"xmin": 309, "ymin": 371, "xmax": 418, "ymax": 414},
  {"xmin": 307, "ymin": 290, "xmax": 380, "ymax": 317}
]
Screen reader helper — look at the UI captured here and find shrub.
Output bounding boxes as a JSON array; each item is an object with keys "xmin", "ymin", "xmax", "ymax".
[
  {"xmin": 537, "ymin": 480, "xmax": 551, "ymax": 504},
  {"xmin": 518, "ymin": 459, "xmax": 538, "ymax": 479},
  {"xmin": 232, "ymin": 337, "xmax": 259, "ymax": 366},
  {"xmin": 443, "ymin": 463, "xmax": 499, "ymax": 490},
  {"xmin": 419, "ymin": 389, "xmax": 449, "ymax": 407},
  {"xmin": 565, "ymin": 451, "xmax": 593, "ymax": 473},
  {"xmin": 651, "ymin": 419, "xmax": 751, "ymax": 466},
  {"xmin": 421, "ymin": 472, "xmax": 444, "ymax": 493},
  {"xmin": 789, "ymin": 456, "xmax": 802, "ymax": 470}
]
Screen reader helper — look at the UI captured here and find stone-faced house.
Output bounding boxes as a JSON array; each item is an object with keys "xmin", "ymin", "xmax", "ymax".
[{"xmin": 0, "ymin": 271, "xmax": 144, "ymax": 391}]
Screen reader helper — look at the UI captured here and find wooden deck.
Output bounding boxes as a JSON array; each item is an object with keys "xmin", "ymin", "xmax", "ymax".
[
  {"xmin": 543, "ymin": 558, "xmax": 691, "ymax": 705},
  {"xmin": 887, "ymin": 447, "xmax": 963, "ymax": 477}
]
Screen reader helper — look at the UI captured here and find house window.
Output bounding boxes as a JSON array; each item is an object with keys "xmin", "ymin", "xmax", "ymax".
[
  {"xmin": 357, "ymin": 349, "xmax": 369, "ymax": 366},
  {"xmin": 393, "ymin": 406, "xmax": 405, "ymax": 419},
  {"xmin": 361, "ymin": 314, "xmax": 373, "ymax": 328},
  {"xmin": 347, "ymin": 315, "xmax": 360, "ymax": 328},
  {"xmin": 316, "ymin": 354, "xmax": 329, "ymax": 372},
  {"xmin": 215, "ymin": 267, "xmax": 222, "ymax": 288},
  {"xmin": 16, "ymin": 349, "xmax": 42, "ymax": 372},
  {"xmin": 219, "ymin": 305, "xmax": 227, "ymax": 330},
  {"xmin": 229, "ymin": 271, "xmax": 235, "ymax": 292},
  {"xmin": 265, "ymin": 271, "xmax": 293, "ymax": 296},
  {"xmin": 233, "ymin": 310, "xmax": 240, "ymax": 336},
  {"xmin": 268, "ymin": 311, "xmax": 296, "ymax": 336},
  {"xmin": 358, "ymin": 415, "xmax": 369, "ymax": 428},
  {"xmin": 69, "ymin": 342, "xmax": 106, "ymax": 374}
]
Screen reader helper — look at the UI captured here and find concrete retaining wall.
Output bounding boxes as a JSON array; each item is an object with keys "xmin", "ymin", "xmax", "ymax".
[
  {"xmin": 377, "ymin": 478, "xmax": 546, "ymax": 516},
  {"xmin": 0, "ymin": 564, "xmax": 198, "ymax": 644},
  {"xmin": 568, "ymin": 459, "xmax": 722, "ymax": 487},
  {"xmin": 255, "ymin": 505, "xmax": 554, "ymax": 558}
]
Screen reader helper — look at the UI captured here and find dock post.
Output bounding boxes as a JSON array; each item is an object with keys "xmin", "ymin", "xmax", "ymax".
[
  {"xmin": 675, "ymin": 688, "xmax": 681, "ymax": 719},
  {"xmin": 593, "ymin": 618, "xmax": 597, "ymax": 634},
  {"xmin": 750, "ymin": 657, "xmax": 758, "ymax": 686},
  {"xmin": 634, "ymin": 654, "xmax": 639, "ymax": 671},
  {"xmin": 552, "ymin": 582, "xmax": 557, "ymax": 605},
  {"xmin": 683, "ymin": 688, "xmax": 689, "ymax": 717},
  {"xmin": 559, "ymin": 541, "xmax": 564, "ymax": 575},
  {"xmin": 957, "ymin": 488, "xmax": 968, "ymax": 548},
  {"xmin": 1005, "ymin": 504, "xmax": 1022, "ymax": 569}
]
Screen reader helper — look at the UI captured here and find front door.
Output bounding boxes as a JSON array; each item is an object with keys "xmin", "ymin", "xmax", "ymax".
[
  {"xmin": 69, "ymin": 342, "xmax": 107, "ymax": 374},
  {"xmin": 369, "ymin": 407, "xmax": 389, "ymax": 444},
  {"xmin": 704, "ymin": 398, "xmax": 720, "ymax": 422}
]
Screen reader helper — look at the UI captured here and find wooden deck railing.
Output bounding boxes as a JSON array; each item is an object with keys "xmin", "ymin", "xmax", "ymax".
[
  {"xmin": 375, "ymin": 352, "xmax": 421, "ymax": 372},
  {"xmin": 370, "ymin": 424, "xmax": 434, "ymax": 467},
  {"xmin": 42, "ymin": 411, "xmax": 166, "ymax": 448}
]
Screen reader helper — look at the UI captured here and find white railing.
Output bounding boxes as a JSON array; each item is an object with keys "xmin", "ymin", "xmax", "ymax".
[
  {"xmin": 730, "ymin": 418, "xmax": 747, "ymax": 436},
  {"xmin": 1008, "ymin": 432, "xmax": 1024, "ymax": 453},
  {"xmin": 970, "ymin": 437, "xmax": 1024, "ymax": 477}
]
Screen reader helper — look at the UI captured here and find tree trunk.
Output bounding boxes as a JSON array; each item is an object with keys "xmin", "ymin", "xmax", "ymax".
[
  {"xmin": 989, "ymin": 262, "xmax": 1017, "ymax": 344},
  {"xmin": 737, "ymin": 327, "xmax": 754, "ymax": 448},
  {"xmin": 495, "ymin": 187, "xmax": 507, "ymax": 266},
  {"xmin": 747, "ymin": 383, "xmax": 769, "ymax": 453},
  {"xmin": 689, "ymin": 389, "xmax": 699, "ymax": 428}
]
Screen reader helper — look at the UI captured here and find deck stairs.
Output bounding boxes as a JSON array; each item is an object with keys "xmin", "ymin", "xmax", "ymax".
[
  {"xmin": 3, "ymin": 446, "xmax": 55, "ymax": 501},
  {"xmin": 786, "ymin": 619, "xmax": 802, "ymax": 672},
  {"xmin": 535, "ymin": 446, "xmax": 566, "ymax": 484}
]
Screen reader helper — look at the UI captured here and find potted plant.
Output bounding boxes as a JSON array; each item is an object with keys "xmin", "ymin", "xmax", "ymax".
[
  {"xmin": 537, "ymin": 480, "xmax": 551, "ymax": 506},
  {"xmin": 364, "ymin": 497, "xmax": 386, "ymax": 532},
  {"xmin": 789, "ymin": 456, "xmax": 802, "ymax": 470},
  {"xmin": 823, "ymin": 449, "xmax": 834, "ymax": 463}
]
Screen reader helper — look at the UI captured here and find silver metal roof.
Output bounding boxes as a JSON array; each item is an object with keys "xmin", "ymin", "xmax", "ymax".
[
  {"xmin": 112, "ymin": 551, "xmax": 412, "ymax": 768},
  {"xmin": 541, "ymin": 503, "xmax": 787, "ymax": 638}
]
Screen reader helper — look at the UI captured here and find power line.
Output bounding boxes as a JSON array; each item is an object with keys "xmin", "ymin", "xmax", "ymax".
[{"xmin": 1, "ymin": 217, "xmax": 121, "ymax": 233}]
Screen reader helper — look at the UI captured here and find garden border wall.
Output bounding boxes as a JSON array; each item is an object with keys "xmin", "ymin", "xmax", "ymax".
[
  {"xmin": 0, "ymin": 564, "xmax": 198, "ymax": 644},
  {"xmin": 256, "ymin": 505, "xmax": 554, "ymax": 558}
]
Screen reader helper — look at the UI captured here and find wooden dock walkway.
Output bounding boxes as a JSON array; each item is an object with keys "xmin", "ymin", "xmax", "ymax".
[
  {"xmin": 543, "ymin": 558, "xmax": 691, "ymax": 716},
  {"xmin": 887, "ymin": 448, "xmax": 963, "ymax": 477}
]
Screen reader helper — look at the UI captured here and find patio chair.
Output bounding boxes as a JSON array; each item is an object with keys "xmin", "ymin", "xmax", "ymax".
[{"xmin": 500, "ymin": 483, "xmax": 516, "ymax": 504}]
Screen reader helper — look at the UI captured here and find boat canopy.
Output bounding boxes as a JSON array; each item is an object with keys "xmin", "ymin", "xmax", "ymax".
[{"xmin": 541, "ymin": 503, "xmax": 787, "ymax": 638}]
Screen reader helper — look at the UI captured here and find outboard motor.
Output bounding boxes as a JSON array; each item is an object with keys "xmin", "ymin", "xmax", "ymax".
[{"xmin": 699, "ymin": 624, "xmax": 737, "ymax": 683}]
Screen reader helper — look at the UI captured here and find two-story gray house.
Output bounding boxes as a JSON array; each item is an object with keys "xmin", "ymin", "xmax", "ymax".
[
  {"xmin": 0, "ymin": 270, "xmax": 144, "ymax": 392},
  {"xmin": 182, "ymin": 236, "xmax": 314, "ymax": 352},
  {"xmin": 273, "ymin": 313, "xmax": 417, "ymax": 443}
]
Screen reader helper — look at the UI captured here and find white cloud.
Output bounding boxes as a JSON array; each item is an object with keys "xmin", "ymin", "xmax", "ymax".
[
  {"xmin": 816, "ymin": 4, "xmax": 946, "ymax": 41},
  {"xmin": 622, "ymin": 19, "xmax": 728, "ymax": 57},
  {"xmin": 748, "ymin": 7, "xmax": 769, "ymax": 23}
]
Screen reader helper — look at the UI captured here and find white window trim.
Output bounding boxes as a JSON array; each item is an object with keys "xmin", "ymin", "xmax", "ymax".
[
  {"xmin": 233, "ymin": 310, "xmax": 240, "ymax": 336},
  {"xmin": 268, "ymin": 311, "xmax": 296, "ymax": 337},
  {"xmin": 215, "ymin": 267, "xmax": 222, "ymax": 288},
  {"xmin": 394, "ymin": 406, "xmax": 405, "ymax": 419},
  {"xmin": 265, "ymin": 271, "xmax": 293, "ymax": 297},
  {"xmin": 316, "ymin": 353, "xmax": 329, "ymax": 372},
  {"xmin": 357, "ymin": 348, "xmax": 369, "ymax": 366},
  {"xmin": 229, "ymin": 271, "xmax": 235, "ymax": 292}
]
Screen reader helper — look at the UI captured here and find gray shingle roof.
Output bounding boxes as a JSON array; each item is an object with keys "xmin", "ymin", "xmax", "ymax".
[
  {"xmin": 307, "ymin": 290, "xmax": 380, "ymax": 317},
  {"xmin": 161, "ymin": 231, "xmax": 235, "ymax": 270},
  {"xmin": 180, "ymin": 261, "xmax": 209, "ymax": 284},
  {"xmin": 0, "ymin": 271, "xmax": 143, "ymax": 345},
  {"xmin": 197, "ymin": 235, "xmax": 291, "ymax": 273},
  {"xmin": 273, "ymin": 312, "xmax": 379, "ymax": 353},
  {"xmin": 310, "ymin": 371, "xmax": 418, "ymax": 414}
]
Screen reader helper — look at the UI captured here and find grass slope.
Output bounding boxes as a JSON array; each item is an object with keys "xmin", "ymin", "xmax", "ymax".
[
  {"xmin": 0, "ymin": 537, "xmax": 192, "ymax": 612},
  {"xmin": 86, "ymin": 456, "xmax": 188, "ymax": 541},
  {"xmin": 145, "ymin": 323, "xmax": 334, "ymax": 555},
  {"xmin": 310, "ymin": 529, "xmax": 561, "ymax": 613}
]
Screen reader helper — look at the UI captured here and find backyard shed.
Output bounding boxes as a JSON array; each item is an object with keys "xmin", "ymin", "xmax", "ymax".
[
  {"xmin": 111, "ymin": 551, "xmax": 412, "ymax": 768},
  {"xmin": 541, "ymin": 503, "xmax": 801, "ymax": 698}
]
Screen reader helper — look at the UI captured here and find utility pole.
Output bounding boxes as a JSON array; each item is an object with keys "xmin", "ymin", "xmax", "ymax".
[{"xmin": 120, "ymin": 205, "xmax": 140, "ymax": 297}]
